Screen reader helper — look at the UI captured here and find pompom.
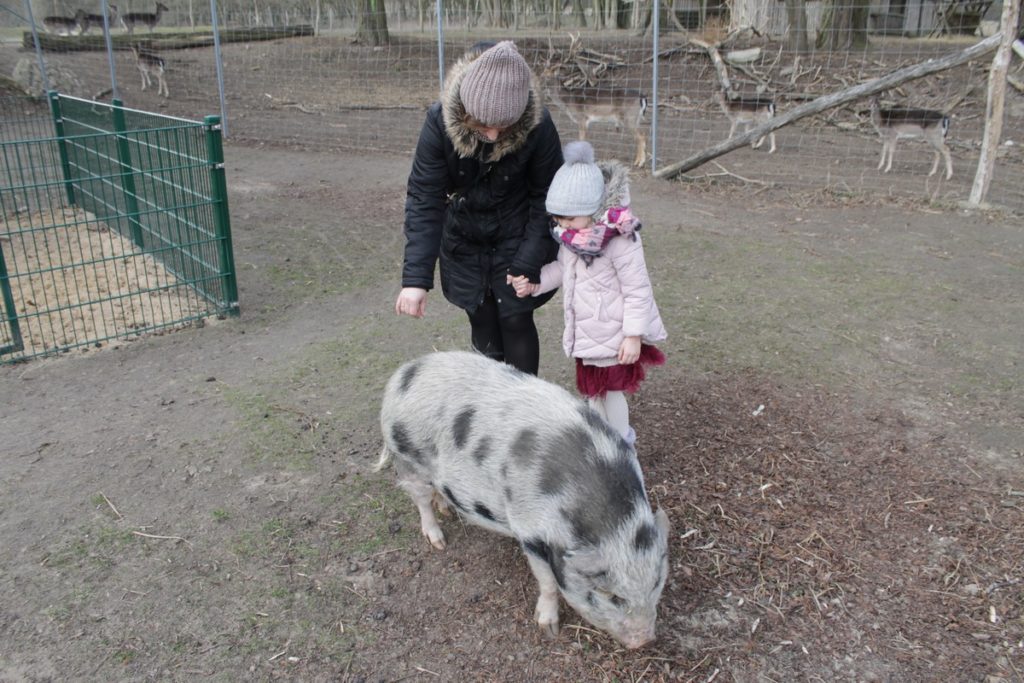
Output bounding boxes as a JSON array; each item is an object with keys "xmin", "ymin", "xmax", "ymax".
[{"xmin": 563, "ymin": 140, "xmax": 595, "ymax": 166}]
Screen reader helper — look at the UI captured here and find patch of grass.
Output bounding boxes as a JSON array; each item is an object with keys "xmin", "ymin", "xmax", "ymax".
[{"xmin": 212, "ymin": 508, "xmax": 231, "ymax": 522}]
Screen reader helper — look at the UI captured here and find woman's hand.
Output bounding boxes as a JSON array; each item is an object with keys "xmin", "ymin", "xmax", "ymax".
[
  {"xmin": 395, "ymin": 287, "xmax": 428, "ymax": 318},
  {"xmin": 618, "ymin": 336, "xmax": 641, "ymax": 365}
]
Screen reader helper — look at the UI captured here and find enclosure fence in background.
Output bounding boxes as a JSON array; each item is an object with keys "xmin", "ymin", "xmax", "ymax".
[
  {"xmin": 0, "ymin": 93, "xmax": 239, "ymax": 363},
  {"xmin": 2, "ymin": 0, "xmax": 1023, "ymax": 212}
]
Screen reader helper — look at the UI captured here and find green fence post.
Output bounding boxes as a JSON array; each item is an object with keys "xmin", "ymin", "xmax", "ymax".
[
  {"xmin": 111, "ymin": 98, "xmax": 145, "ymax": 249},
  {"xmin": 203, "ymin": 115, "xmax": 239, "ymax": 316},
  {"xmin": 0, "ymin": 240, "xmax": 25, "ymax": 356},
  {"xmin": 47, "ymin": 91, "xmax": 76, "ymax": 206}
]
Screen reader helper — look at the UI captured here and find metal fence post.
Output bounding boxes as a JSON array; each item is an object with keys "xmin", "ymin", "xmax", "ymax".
[
  {"xmin": 47, "ymin": 91, "xmax": 76, "ymax": 205},
  {"xmin": 203, "ymin": 115, "xmax": 240, "ymax": 315},
  {"xmin": 650, "ymin": 0, "xmax": 660, "ymax": 172},
  {"xmin": 111, "ymin": 99, "xmax": 146, "ymax": 248},
  {"xmin": 210, "ymin": 0, "xmax": 230, "ymax": 138}
]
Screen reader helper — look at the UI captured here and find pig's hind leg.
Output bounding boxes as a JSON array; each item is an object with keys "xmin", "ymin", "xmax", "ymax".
[{"xmin": 398, "ymin": 476, "xmax": 446, "ymax": 550}]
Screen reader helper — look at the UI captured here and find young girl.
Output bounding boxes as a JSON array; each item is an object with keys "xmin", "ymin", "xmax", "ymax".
[{"xmin": 512, "ymin": 141, "xmax": 666, "ymax": 445}]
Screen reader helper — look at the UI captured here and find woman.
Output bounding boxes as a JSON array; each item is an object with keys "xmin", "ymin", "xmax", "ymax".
[{"xmin": 395, "ymin": 41, "xmax": 563, "ymax": 375}]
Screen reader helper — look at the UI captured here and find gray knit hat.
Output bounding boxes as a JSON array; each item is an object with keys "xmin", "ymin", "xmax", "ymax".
[
  {"xmin": 459, "ymin": 41, "xmax": 531, "ymax": 128},
  {"xmin": 546, "ymin": 141, "xmax": 606, "ymax": 217}
]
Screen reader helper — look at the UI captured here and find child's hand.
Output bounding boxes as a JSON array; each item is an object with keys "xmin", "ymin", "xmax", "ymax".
[
  {"xmin": 618, "ymin": 336, "xmax": 641, "ymax": 365},
  {"xmin": 508, "ymin": 274, "xmax": 539, "ymax": 298}
]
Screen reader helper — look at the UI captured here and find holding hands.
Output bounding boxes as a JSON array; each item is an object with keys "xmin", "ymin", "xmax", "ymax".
[{"xmin": 507, "ymin": 273, "xmax": 539, "ymax": 298}]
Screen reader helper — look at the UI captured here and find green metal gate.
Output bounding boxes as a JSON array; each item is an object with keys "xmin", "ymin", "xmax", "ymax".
[{"xmin": 0, "ymin": 93, "xmax": 239, "ymax": 362}]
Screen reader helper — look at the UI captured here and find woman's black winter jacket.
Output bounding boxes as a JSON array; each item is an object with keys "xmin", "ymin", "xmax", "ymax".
[{"xmin": 401, "ymin": 51, "xmax": 563, "ymax": 317}]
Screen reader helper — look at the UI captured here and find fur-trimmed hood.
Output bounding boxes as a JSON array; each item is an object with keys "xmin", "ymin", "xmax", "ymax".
[
  {"xmin": 442, "ymin": 49, "xmax": 545, "ymax": 162},
  {"xmin": 595, "ymin": 159, "xmax": 633, "ymax": 218}
]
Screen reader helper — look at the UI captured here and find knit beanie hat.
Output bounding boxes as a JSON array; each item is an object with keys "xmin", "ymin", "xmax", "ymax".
[
  {"xmin": 459, "ymin": 41, "xmax": 531, "ymax": 128},
  {"xmin": 546, "ymin": 141, "xmax": 606, "ymax": 217}
]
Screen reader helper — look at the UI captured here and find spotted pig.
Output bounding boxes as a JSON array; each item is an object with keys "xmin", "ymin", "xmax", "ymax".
[{"xmin": 376, "ymin": 351, "xmax": 670, "ymax": 648}]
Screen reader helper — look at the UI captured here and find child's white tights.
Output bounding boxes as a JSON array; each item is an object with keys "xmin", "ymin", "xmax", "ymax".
[{"xmin": 588, "ymin": 391, "xmax": 635, "ymax": 445}]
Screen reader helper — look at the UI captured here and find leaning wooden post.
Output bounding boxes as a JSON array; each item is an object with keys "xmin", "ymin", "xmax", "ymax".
[
  {"xmin": 968, "ymin": 0, "xmax": 1021, "ymax": 206},
  {"xmin": 654, "ymin": 33, "xmax": 1003, "ymax": 180}
]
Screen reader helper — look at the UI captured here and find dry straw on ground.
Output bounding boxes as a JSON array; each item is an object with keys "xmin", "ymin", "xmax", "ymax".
[{"xmin": 5, "ymin": 207, "xmax": 205, "ymax": 357}]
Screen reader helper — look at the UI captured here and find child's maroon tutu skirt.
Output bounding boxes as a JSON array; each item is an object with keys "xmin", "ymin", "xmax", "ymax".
[{"xmin": 576, "ymin": 344, "xmax": 665, "ymax": 398}]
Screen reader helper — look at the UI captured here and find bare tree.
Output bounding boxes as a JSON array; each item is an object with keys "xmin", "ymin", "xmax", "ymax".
[
  {"xmin": 356, "ymin": 0, "xmax": 390, "ymax": 44},
  {"xmin": 816, "ymin": 0, "xmax": 870, "ymax": 51},
  {"xmin": 784, "ymin": 0, "xmax": 810, "ymax": 53}
]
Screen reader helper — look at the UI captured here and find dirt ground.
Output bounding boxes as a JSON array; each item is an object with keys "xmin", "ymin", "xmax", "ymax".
[
  {"xmin": 2, "ymin": 24, "xmax": 1023, "ymax": 683},
  {"xmin": 2, "ymin": 136, "xmax": 1022, "ymax": 682}
]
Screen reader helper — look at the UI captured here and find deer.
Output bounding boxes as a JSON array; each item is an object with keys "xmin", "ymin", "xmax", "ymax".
[
  {"xmin": 868, "ymin": 96, "xmax": 952, "ymax": 180},
  {"xmin": 42, "ymin": 9, "xmax": 87, "ymax": 35},
  {"xmin": 716, "ymin": 89, "xmax": 777, "ymax": 153},
  {"xmin": 540, "ymin": 36, "xmax": 649, "ymax": 168},
  {"xmin": 130, "ymin": 45, "xmax": 169, "ymax": 98},
  {"xmin": 121, "ymin": 2, "xmax": 168, "ymax": 34},
  {"xmin": 79, "ymin": 5, "xmax": 118, "ymax": 34}
]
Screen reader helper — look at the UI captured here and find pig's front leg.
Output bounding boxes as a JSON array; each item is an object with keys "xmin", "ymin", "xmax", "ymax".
[
  {"xmin": 523, "ymin": 553, "xmax": 560, "ymax": 637},
  {"xmin": 398, "ymin": 477, "xmax": 446, "ymax": 550}
]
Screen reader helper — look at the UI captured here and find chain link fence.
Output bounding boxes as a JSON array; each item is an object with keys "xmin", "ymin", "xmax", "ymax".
[{"xmin": 2, "ymin": 1, "xmax": 1023, "ymax": 209}]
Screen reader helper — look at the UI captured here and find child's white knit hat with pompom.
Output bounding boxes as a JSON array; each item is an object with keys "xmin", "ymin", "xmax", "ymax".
[{"xmin": 545, "ymin": 141, "xmax": 606, "ymax": 217}]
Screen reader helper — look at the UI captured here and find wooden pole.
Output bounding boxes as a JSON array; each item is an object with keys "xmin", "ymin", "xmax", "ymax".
[
  {"xmin": 968, "ymin": 0, "xmax": 1022, "ymax": 206},
  {"xmin": 654, "ymin": 33, "xmax": 1003, "ymax": 180}
]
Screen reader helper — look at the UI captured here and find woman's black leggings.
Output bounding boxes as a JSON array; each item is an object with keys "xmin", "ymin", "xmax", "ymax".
[{"xmin": 466, "ymin": 293, "xmax": 540, "ymax": 375}]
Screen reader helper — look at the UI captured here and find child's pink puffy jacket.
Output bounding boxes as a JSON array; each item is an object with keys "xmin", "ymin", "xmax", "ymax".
[{"xmin": 533, "ymin": 160, "xmax": 667, "ymax": 362}]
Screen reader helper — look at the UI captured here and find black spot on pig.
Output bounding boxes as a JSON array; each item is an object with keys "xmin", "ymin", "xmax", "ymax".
[
  {"xmin": 538, "ymin": 425, "xmax": 601, "ymax": 495},
  {"xmin": 472, "ymin": 436, "xmax": 492, "ymax": 465},
  {"xmin": 522, "ymin": 538, "xmax": 566, "ymax": 589},
  {"xmin": 390, "ymin": 422, "xmax": 424, "ymax": 464},
  {"xmin": 453, "ymin": 407, "xmax": 475, "ymax": 450},
  {"xmin": 473, "ymin": 502, "xmax": 496, "ymax": 521},
  {"xmin": 443, "ymin": 485, "xmax": 467, "ymax": 512},
  {"xmin": 398, "ymin": 360, "xmax": 420, "ymax": 393},
  {"xmin": 633, "ymin": 522, "xmax": 657, "ymax": 552},
  {"xmin": 562, "ymin": 459, "xmax": 645, "ymax": 546},
  {"xmin": 578, "ymin": 405, "xmax": 619, "ymax": 441},
  {"xmin": 511, "ymin": 429, "xmax": 542, "ymax": 465}
]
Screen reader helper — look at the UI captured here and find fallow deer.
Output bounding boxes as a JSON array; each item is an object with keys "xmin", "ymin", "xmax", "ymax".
[
  {"xmin": 79, "ymin": 5, "xmax": 118, "ymax": 35},
  {"xmin": 716, "ymin": 89, "xmax": 777, "ymax": 153},
  {"xmin": 540, "ymin": 41, "xmax": 649, "ymax": 169},
  {"xmin": 130, "ymin": 45, "xmax": 169, "ymax": 98},
  {"xmin": 868, "ymin": 96, "xmax": 952, "ymax": 180},
  {"xmin": 121, "ymin": 2, "xmax": 168, "ymax": 34},
  {"xmin": 42, "ymin": 9, "xmax": 87, "ymax": 35}
]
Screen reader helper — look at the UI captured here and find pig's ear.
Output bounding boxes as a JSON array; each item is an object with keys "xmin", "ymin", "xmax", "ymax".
[{"xmin": 654, "ymin": 508, "xmax": 671, "ymax": 537}]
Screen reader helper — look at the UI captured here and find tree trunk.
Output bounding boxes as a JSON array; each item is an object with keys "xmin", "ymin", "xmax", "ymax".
[
  {"xmin": 817, "ymin": 0, "xmax": 870, "ymax": 51},
  {"xmin": 784, "ymin": 0, "xmax": 809, "ymax": 53},
  {"xmin": 571, "ymin": 0, "xmax": 587, "ymax": 27},
  {"xmin": 356, "ymin": 0, "xmax": 390, "ymax": 44}
]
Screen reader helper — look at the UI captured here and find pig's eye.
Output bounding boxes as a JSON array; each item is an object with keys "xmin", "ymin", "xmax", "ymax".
[{"xmin": 596, "ymin": 589, "xmax": 627, "ymax": 608}]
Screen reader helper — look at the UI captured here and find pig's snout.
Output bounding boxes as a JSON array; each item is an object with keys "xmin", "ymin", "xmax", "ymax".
[{"xmin": 618, "ymin": 625, "xmax": 656, "ymax": 649}]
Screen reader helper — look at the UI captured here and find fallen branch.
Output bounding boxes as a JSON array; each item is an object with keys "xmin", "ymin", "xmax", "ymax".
[
  {"xmin": 132, "ymin": 530, "xmax": 192, "ymax": 547},
  {"xmin": 655, "ymin": 33, "xmax": 1003, "ymax": 180}
]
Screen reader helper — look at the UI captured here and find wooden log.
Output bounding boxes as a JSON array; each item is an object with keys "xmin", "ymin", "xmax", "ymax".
[
  {"xmin": 23, "ymin": 25, "xmax": 314, "ymax": 52},
  {"xmin": 654, "ymin": 33, "xmax": 1003, "ymax": 180}
]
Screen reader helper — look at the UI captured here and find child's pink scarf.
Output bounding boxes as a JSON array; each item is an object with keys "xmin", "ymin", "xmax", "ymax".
[{"xmin": 551, "ymin": 206, "xmax": 642, "ymax": 266}]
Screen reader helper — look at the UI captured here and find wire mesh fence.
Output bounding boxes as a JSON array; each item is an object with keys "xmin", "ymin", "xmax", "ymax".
[
  {"xmin": 0, "ymin": 92, "xmax": 238, "ymax": 362},
  {"xmin": 2, "ymin": 1, "xmax": 1023, "ymax": 211}
]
